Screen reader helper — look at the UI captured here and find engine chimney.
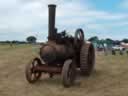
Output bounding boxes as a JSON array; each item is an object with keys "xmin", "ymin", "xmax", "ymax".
[{"xmin": 48, "ymin": 4, "xmax": 57, "ymax": 40}]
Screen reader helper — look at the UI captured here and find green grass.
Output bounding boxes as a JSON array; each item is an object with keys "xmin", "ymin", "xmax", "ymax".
[{"xmin": 0, "ymin": 44, "xmax": 128, "ymax": 96}]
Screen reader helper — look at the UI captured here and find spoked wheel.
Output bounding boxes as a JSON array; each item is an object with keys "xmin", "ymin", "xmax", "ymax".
[
  {"xmin": 80, "ymin": 42, "xmax": 95, "ymax": 76},
  {"xmin": 25, "ymin": 57, "xmax": 42, "ymax": 83},
  {"xmin": 62, "ymin": 59, "xmax": 76, "ymax": 88}
]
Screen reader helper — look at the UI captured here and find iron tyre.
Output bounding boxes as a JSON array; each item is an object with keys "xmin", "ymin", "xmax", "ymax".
[{"xmin": 80, "ymin": 42, "xmax": 95, "ymax": 76}]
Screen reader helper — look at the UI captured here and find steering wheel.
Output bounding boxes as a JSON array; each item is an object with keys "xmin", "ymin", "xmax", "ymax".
[{"xmin": 74, "ymin": 28, "xmax": 84, "ymax": 47}]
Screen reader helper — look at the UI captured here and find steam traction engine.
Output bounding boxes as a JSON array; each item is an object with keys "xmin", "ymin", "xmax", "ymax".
[{"xmin": 25, "ymin": 4, "xmax": 95, "ymax": 87}]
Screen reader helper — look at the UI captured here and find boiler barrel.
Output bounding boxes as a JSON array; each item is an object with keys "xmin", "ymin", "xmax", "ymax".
[{"xmin": 40, "ymin": 43, "xmax": 75, "ymax": 64}]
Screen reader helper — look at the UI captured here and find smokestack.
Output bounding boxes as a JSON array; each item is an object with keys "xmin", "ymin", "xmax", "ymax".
[{"xmin": 48, "ymin": 4, "xmax": 56, "ymax": 40}]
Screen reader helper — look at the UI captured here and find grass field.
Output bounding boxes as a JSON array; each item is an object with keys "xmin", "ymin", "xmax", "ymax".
[{"xmin": 0, "ymin": 44, "xmax": 128, "ymax": 96}]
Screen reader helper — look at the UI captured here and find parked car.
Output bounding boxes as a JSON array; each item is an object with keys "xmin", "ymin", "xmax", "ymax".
[{"xmin": 112, "ymin": 45, "xmax": 125, "ymax": 51}]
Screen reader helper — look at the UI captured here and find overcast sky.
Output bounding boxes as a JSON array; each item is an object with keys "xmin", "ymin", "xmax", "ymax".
[{"xmin": 0, "ymin": 0, "xmax": 128, "ymax": 41}]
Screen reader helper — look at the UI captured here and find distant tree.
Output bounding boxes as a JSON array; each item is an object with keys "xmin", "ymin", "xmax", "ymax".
[
  {"xmin": 26, "ymin": 36, "xmax": 37, "ymax": 43},
  {"xmin": 88, "ymin": 36, "xmax": 99, "ymax": 42},
  {"xmin": 12, "ymin": 40, "xmax": 19, "ymax": 44},
  {"xmin": 104, "ymin": 38, "xmax": 115, "ymax": 49},
  {"xmin": 122, "ymin": 39, "xmax": 128, "ymax": 43},
  {"xmin": 5, "ymin": 40, "xmax": 11, "ymax": 44},
  {"xmin": 105, "ymin": 38, "xmax": 114, "ymax": 44},
  {"xmin": 88, "ymin": 36, "xmax": 99, "ymax": 48},
  {"xmin": 100, "ymin": 39, "xmax": 106, "ymax": 44},
  {"xmin": 105, "ymin": 38, "xmax": 113, "ymax": 42}
]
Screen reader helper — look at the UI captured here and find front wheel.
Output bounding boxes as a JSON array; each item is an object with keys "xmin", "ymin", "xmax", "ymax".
[
  {"xmin": 25, "ymin": 58, "xmax": 42, "ymax": 83},
  {"xmin": 62, "ymin": 59, "xmax": 76, "ymax": 88}
]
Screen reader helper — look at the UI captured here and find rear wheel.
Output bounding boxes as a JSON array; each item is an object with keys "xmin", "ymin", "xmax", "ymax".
[
  {"xmin": 62, "ymin": 59, "xmax": 76, "ymax": 88},
  {"xmin": 80, "ymin": 42, "xmax": 95, "ymax": 76}
]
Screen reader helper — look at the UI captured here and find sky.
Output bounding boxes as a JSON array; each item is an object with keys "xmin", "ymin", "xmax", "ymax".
[{"xmin": 0, "ymin": 0, "xmax": 128, "ymax": 42}]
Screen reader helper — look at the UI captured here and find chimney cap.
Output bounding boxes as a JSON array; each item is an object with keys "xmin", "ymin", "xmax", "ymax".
[{"xmin": 48, "ymin": 4, "xmax": 56, "ymax": 7}]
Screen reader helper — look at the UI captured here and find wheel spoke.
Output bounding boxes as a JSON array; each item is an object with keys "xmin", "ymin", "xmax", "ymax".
[
  {"xmin": 31, "ymin": 73, "xmax": 36, "ymax": 80},
  {"xmin": 35, "ymin": 72, "xmax": 39, "ymax": 77}
]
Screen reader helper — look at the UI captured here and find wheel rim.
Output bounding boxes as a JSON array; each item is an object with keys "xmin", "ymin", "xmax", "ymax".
[
  {"xmin": 32, "ymin": 59, "xmax": 41, "ymax": 78},
  {"xmin": 26, "ymin": 58, "xmax": 42, "ymax": 83},
  {"xmin": 67, "ymin": 65, "xmax": 72, "ymax": 82},
  {"xmin": 67, "ymin": 64, "xmax": 76, "ymax": 83},
  {"xmin": 62, "ymin": 59, "xmax": 76, "ymax": 87}
]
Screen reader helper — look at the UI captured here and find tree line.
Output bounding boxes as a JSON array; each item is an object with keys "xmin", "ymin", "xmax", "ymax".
[
  {"xmin": 88, "ymin": 36, "xmax": 128, "ymax": 45},
  {"xmin": 0, "ymin": 36, "xmax": 128, "ymax": 44},
  {"xmin": 0, "ymin": 36, "xmax": 37, "ymax": 44}
]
